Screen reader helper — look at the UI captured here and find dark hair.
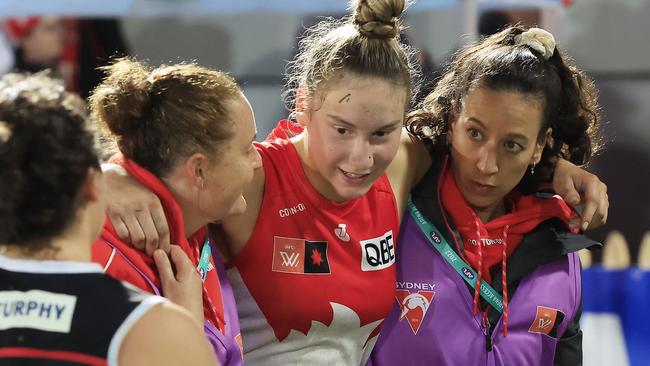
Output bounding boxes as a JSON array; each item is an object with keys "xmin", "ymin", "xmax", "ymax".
[
  {"xmin": 89, "ymin": 58, "xmax": 241, "ymax": 177},
  {"xmin": 407, "ymin": 25, "xmax": 602, "ymax": 192},
  {"xmin": 0, "ymin": 73, "xmax": 99, "ymax": 250},
  {"xmin": 284, "ymin": 0, "xmax": 420, "ymax": 117}
]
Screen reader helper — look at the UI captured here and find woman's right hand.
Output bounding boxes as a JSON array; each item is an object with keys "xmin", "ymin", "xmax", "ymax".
[{"xmin": 103, "ymin": 164, "xmax": 170, "ymax": 255}]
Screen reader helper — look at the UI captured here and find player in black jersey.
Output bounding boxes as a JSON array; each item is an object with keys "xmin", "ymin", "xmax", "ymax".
[{"xmin": 0, "ymin": 72, "xmax": 217, "ymax": 365}]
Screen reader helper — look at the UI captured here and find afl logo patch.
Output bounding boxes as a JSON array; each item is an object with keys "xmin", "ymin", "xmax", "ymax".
[
  {"xmin": 429, "ymin": 231, "xmax": 442, "ymax": 244},
  {"xmin": 529, "ymin": 306, "xmax": 565, "ymax": 337},
  {"xmin": 461, "ymin": 267, "xmax": 475, "ymax": 280},
  {"xmin": 271, "ymin": 236, "xmax": 331, "ymax": 275}
]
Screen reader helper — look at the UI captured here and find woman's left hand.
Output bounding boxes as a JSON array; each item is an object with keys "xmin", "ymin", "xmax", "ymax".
[
  {"xmin": 553, "ymin": 158, "xmax": 608, "ymax": 231},
  {"xmin": 154, "ymin": 245, "xmax": 204, "ymax": 325}
]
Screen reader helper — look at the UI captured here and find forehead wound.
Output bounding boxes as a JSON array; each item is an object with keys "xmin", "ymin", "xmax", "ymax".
[{"xmin": 338, "ymin": 93, "xmax": 351, "ymax": 103}]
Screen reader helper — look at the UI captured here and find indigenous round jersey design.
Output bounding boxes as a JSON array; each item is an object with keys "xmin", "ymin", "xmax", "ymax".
[
  {"xmin": 227, "ymin": 129, "xmax": 400, "ymax": 365},
  {"xmin": 0, "ymin": 254, "xmax": 164, "ymax": 366}
]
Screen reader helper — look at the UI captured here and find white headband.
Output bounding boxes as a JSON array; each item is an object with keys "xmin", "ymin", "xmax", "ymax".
[{"xmin": 514, "ymin": 28, "xmax": 555, "ymax": 60}]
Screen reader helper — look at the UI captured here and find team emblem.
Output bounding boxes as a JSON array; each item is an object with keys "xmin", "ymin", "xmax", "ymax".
[
  {"xmin": 528, "ymin": 305, "xmax": 565, "ymax": 337},
  {"xmin": 334, "ymin": 223, "xmax": 350, "ymax": 242},
  {"xmin": 395, "ymin": 289, "xmax": 435, "ymax": 335},
  {"xmin": 272, "ymin": 236, "xmax": 330, "ymax": 274}
]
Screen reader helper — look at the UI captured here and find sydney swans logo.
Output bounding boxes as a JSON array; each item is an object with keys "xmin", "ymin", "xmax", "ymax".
[{"xmin": 395, "ymin": 283, "xmax": 436, "ymax": 335}]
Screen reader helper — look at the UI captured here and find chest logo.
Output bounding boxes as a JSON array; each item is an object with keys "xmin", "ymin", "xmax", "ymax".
[
  {"xmin": 278, "ymin": 203, "xmax": 306, "ymax": 217},
  {"xmin": 395, "ymin": 289, "xmax": 435, "ymax": 335},
  {"xmin": 360, "ymin": 230, "xmax": 395, "ymax": 271},
  {"xmin": 272, "ymin": 236, "xmax": 331, "ymax": 275},
  {"xmin": 528, "ymin": 305, "xmax": 565, "ymax": 337},
  {"xmin": 334, "ymin": 224, "xmax": 350, "ymax": 242}
]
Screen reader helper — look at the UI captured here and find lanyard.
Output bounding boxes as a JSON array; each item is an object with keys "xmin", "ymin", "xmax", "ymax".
[
  {"xmin": 407, "ymin": 197, "xmax": 504, "ymax": 313},
  {"xmin": 197, "ymin": 236, "xmax": 212, "ymax": 282},
  {"xmin": 194, "ymin": 233, "xmax": 224, "ymax": 331}
]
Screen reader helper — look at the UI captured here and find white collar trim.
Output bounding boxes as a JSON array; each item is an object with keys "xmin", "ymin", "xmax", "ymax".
[{"xmin": 0, "ymin": 254, "xmax": 103, "ymax": 274}]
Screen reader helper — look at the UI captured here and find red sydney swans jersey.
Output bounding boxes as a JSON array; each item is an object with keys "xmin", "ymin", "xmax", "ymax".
[{"xmin": 226, "ymin": 121, "xmax": 400, "ymax": 365}]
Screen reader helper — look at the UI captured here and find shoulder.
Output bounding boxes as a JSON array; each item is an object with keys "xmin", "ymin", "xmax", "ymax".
[
  {"xmin": 254, "ymin": 139, "xmax": 299, "ymax": 181},
  {"xmin": 254, "ymin": 139, "xmax": 290, "ymax": 158},
  {"xmin": 117, "ymin": 301, "xmax": 217, "ymax": 366}
]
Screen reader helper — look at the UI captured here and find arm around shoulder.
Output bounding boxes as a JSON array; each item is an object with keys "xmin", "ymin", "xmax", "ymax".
[
  {"xmin": 386, "ymin": 129, "xmax": 432, "ymax": 216},
  {"xmin": 118, "ymin": 302, "xmax": 219, "ymax": 366}
]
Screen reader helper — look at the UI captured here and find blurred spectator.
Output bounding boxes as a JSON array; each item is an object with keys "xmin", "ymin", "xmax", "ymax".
[
  {"xmin": 2, "ymin": 17, "xmax": 129, "ymax": 97},
  {"xmin": 4, "ymin": 17, "xmax": 74, "ymax": 88},
  {"xmin": 0, "ymin": 30, "xmax": 13, "ymax": 76},
  {"xmin": 478, "ymin": 10, "xmax": 512, "ymax": 38},
  {"xmin": 399, "ymin": 30, "xmax": 439, "ymax": 106},
  {"xmin": 76, "ymin": 19, "xmax": 129, "ymax": 98}
]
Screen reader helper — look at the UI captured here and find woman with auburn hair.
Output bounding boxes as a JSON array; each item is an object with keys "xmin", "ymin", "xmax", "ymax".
[
  {"xmin": 90, "ymin": 58, "xmax": 262, "ymax": 365},
  {"xmin": 370, "ymin": 26, "xmax": 603, "ymax": 365},
  {"xmin": 0, "ymin": 72, "xmax": 216, "ymax": 365}
]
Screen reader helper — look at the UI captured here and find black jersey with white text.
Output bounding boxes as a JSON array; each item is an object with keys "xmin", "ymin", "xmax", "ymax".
[{"xmin": 0, "ymin": 254, "xmax": 164, "ymax": 366}]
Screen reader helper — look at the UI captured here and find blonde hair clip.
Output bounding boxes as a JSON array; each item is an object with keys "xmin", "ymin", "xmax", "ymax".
[{"xmin": 514, "ymin": 28, "xmax": 555, "ymax": 60}]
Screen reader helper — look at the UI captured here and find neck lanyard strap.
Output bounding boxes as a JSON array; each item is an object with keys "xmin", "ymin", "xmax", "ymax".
[
  {"xmin": 197, "ymin": 235, "xmax": 212, "ymax": 281},
  {"xmin": 407, "ymin": 197, "xmax": 504, "ymax": 314}
]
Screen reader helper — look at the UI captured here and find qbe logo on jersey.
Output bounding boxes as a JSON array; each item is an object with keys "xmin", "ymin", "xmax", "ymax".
[
  {"xmin": 360, "ymin": 230, "xmax": 395, "ymax": 271},
  {"xmin": 272, "ymin": 236, "xmax": 330, "ymax": 275}
]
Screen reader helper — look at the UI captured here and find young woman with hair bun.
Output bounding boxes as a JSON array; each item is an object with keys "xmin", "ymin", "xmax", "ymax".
[
  {"xmin": 370, "ymin": 26, "xmax": 604, "ymax": 365},
  {"xmin": 103, "ymin": 2, "xmax": 608, "ymax": 365},
  {"xmin": 0, "ymin": 73, "xmax": 216, "ymax": 366},
  {"xmin": 90, "ymin": 58, "xmax": 262, "ymax": 365}
]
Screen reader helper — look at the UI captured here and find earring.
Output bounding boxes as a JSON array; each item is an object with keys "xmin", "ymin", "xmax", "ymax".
[{"xmin": 530, "ymin": 162, "xmax": 536, "ymax": 175}]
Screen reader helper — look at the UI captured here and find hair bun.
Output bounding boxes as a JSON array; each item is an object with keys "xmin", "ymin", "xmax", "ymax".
[
  {"xmin": 353, "ymin": 0, "xmax": 405, "ymax": 39},
  {"xmin": 90, "ymin": 58, "xmax": 153, "ymax": 139}
]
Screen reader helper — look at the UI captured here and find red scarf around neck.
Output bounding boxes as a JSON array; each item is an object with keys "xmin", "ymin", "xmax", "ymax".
[
  {"xmin": 103, "ymin": 153, "xmax": 226, "ymax": 333},
  {"xmin": 440, "ymin": 166, "xmax": 578, "ymax": 335}
]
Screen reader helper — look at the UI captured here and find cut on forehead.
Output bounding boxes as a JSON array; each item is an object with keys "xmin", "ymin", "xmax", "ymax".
[{"xmin": 308, "ymin": 70, "xmax": 409, "ymax": 109}]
